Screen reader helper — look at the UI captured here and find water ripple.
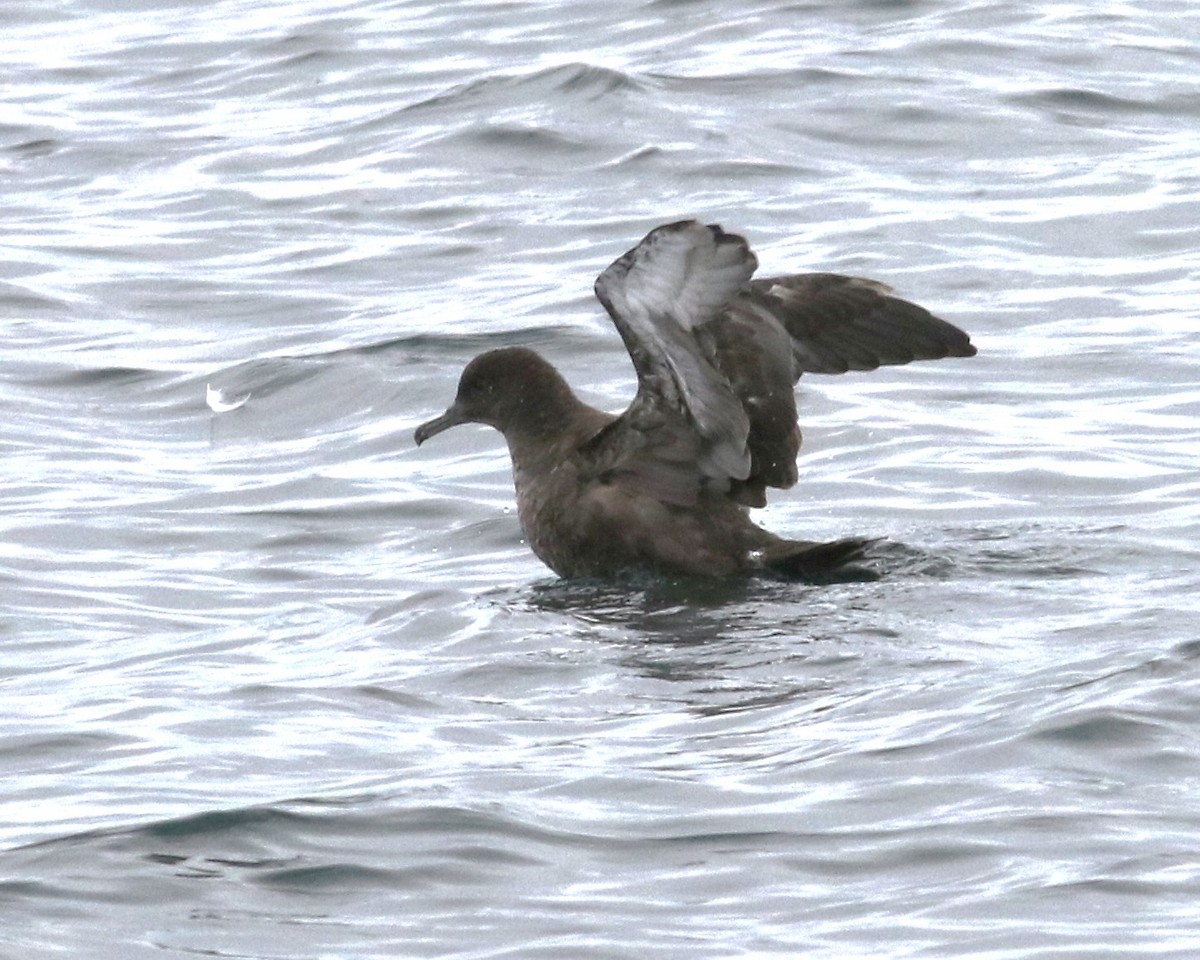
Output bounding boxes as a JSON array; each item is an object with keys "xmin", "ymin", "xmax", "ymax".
[{"xmin": 3, "ymin": 0, "xmax": 1200, "ymax": 957}]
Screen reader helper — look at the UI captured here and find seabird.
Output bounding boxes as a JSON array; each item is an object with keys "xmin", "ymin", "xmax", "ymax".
[{"xmin": 415, "ymin": 220, "xmax": 976, "ymax": 581}]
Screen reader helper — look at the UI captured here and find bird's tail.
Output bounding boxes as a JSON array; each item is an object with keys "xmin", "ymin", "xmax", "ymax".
[{"xmin": 763, "ymin": 537, "xmax": 882, "ymax": 583}]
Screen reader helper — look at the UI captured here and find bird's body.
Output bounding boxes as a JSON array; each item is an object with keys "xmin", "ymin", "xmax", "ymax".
[{"xmin": 415, "ymin": 221, "xmax": 976, "ymax": 581}]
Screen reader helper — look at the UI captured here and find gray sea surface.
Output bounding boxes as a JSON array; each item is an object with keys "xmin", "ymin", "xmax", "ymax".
[{"xmin": 4, "ymin": 0, "xmax": 1200, "ymax": 957}]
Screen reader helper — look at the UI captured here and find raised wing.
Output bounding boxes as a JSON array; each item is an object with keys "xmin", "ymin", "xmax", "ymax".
[
  {"xmin": 740, "ymin": 274, "xmax": 977, "ymax": 375},
  {"xmin": 587, "ymin": 220, "xmax": 757, "ymax": 505},
  {"xmin": 710, "ymin": 273, "xmax": 978, "ymax": 504},
  {"xmin": 584, "ymin": 220, "xmax": 977, "ymax": 509}
]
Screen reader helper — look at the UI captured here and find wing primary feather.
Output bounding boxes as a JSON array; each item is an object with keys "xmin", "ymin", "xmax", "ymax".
[{"xmin": 587, "ymin": 225, "xmax": 976, "ymax": 511}]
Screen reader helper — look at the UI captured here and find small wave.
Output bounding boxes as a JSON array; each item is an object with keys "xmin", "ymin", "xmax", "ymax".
[
  {"xmin": 458, "ymin": 123, "xmax": 588, "ymax": 154},
  {"xmin": 1010, "ymin": 87, "xmax": 1200, "ymax": 120},
  {"xmin": 402, "ymin": 61, "xmax": 643, "ymax": 114},
  {"xmin": 3, "ymin": 137, "xmax": 58, "ymax": 157},
  {"xmin": 1028, "ymin": 708, "xmax": 1166, "ymax": 748},
  {"xmin": 204, "ymin": 356, "xmax": 326, "ymax": 411},
  {"xmin": 255, "ymin": 861, "xmax": 403, "ymax": 890},
  {"xmin": 546, "ymin": 62, "xmax": 643, "ymax": 97},
  {"xmin": 30, "ymin": 365, "xmax": 163, "ymax": 389},
  {"xmin": 0, "ymin": 282, "xmax": 69, "ymax": 314},
  {"xmin": 649, "ymin": 66, "xmax": 860, "ymax": 92}
]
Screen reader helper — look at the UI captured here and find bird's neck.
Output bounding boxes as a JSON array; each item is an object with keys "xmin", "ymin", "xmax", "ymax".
[{"xmin": 501, "ymin": 389, "xmax": 611, "ymax": 476}]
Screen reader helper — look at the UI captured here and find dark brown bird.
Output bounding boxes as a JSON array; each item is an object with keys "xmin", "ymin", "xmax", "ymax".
[{"xmin": 415, "ymin": 220, "xmax": 975, "ymax": 581}]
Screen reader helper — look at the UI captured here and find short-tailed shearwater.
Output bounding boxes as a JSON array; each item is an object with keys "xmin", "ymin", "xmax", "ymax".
[{"xmin": 415, "ymin": 220, "xmax": 975, "ymax": 581}]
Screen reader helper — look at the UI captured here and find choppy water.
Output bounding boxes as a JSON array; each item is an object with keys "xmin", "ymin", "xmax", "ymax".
[{"xmin": 4, "ymin": 0, "xmax": 1200, "ymax": 956}]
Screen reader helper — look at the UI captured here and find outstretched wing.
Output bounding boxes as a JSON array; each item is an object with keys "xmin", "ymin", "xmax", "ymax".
[
  {"xmin": 583, "ymin": 220, "xmax": 977, "ymax": 509},
  {"xmin": 586, "ymin": 220, "xmax": 758, "ymax": 506},
  {"xmin": 711, "ymin": 273, "xmax": 978, "ymax": 504},
  {"xmin": 741, "ymin": 274, "xmax": 977, "ymax": 375}
]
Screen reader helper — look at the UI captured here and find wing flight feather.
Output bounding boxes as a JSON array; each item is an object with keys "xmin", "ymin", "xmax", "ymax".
[{"xmin": 583, "ymin": 221, "xmax": 977, "ymax": 509}]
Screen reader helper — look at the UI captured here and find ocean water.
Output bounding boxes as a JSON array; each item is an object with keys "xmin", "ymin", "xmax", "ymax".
[{"xmin": 3, "ymin": 0, "xmax": 1200, "ymax": 956}]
